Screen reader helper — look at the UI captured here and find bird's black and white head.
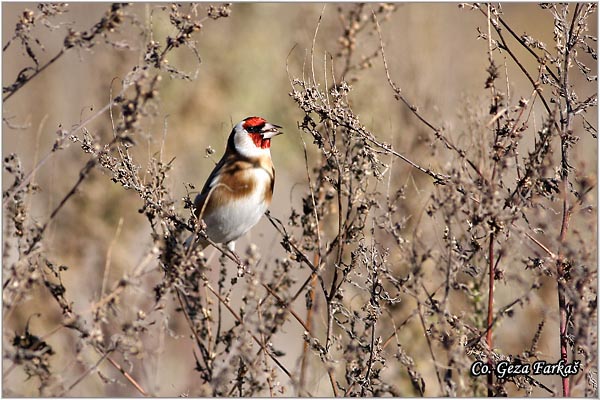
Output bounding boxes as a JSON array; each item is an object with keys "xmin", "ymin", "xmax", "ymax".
[{"xmin": 230, "ymin": 116, "xmax": 282, "ymax": 158}]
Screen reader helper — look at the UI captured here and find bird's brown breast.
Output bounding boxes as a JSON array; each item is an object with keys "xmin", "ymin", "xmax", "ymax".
[{"xmin": 195, "ymin": 153, "xmax": 274, "ymax": 219}]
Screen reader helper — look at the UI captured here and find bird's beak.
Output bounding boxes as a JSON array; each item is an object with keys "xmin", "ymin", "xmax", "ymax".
[{"xmin": 261, "ymin": 123, "xmax": 283, "ymax": 139}]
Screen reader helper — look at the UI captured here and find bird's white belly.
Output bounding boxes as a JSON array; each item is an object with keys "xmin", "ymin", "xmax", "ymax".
[
  {"xmin": 204, "ymin": 175, "xmax": 270, "ymax": 245},
  {"xmin": 205, "ymin": 199, "xmax": 268, "ymax": 244}
]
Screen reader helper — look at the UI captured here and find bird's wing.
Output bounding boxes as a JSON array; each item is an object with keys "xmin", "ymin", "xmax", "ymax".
[{"xmin": 193, "ymin": 154, "xmax": 229, "ymax": 219}]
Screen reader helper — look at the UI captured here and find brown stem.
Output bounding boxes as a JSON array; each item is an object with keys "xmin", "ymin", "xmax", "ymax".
[
  {"xmin": 3, "ymin": 49, "xmax": 65, "ymax": 102},
  {"xmin": 298, "ymin": 132, "xmax": 323, "ymax": 392},
  {"xmin": 3, "ymin": 88, "xmax": 126, "ymax": 208},
  {"xmin": 256, "ymin": 302, "xmax": 275, "ymax": 397},
  {"xmin": 555, "ymin": 4, "xmax": 581, "ymax": 397},
  {"xmin": 260, "ymin": 282, "xmax": 338, "ymax": 396},
  {"xmin": 371, "ymin": 12, "xmax": 451, "ymax": 184},
  {"xmin": 105, "ymin": 354, "xmax": 149, "ymax": 397},
  {"xmin": 417, "ymin": 303, "xmax": 444, "ymax": 395},
  {"xmin": 495, "ymin": 15, "xmax": 560, "ymax": 84},
  {"xmin": 204, "ymin": 283, "xmax": 311, "ymax": 395},
  {"xmin": 487, "ymin": 232, "xmax": 495, "ymax": 396},
  {"xmin": 477, "ymin": 5, "xmax": 560, "ymax": 133},
  {"xmin": 360, "ymin": 317, "xmax": 377, "ymax": 397},
  {"xmin": 175, "ymin": 288, "xmax": 212, "ymax": 377},
  {"xmin": 557, "ymin": 176, "xmax": 571, "ymax": 399},
  {"xmin": 299, "ymin": 257, "xmax": 318, "ymax": 392},
  {"xmin": 58, "ymin": 350, "xmax": 111, "ymax": 396},
  {"xmin": 557, "ymin": 273, "xmax": 570, "ymax": 397},
  {"xmin": 24, "ymin": 155, "xmax": 99, "ymax": 256}
]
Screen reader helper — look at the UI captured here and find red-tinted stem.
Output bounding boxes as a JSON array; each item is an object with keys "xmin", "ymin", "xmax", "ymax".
[{"xmin": 487, "ymin": 232, "xmax": 495, "ymax": 396}]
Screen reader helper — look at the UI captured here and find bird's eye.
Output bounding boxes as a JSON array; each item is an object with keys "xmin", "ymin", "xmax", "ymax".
[
  {"xmin": 246, "ymin": 124, "xmax": 264, "ymax": 133},
  {"xmin": 246, "ymin": 124, "xmax": 265, "ymax": 133}
]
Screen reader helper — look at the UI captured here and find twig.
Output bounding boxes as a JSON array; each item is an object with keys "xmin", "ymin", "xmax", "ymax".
[
  {"xmin": 3, "ymin": 89, "xmax": 125, "ymax": 208},
  {"xmin": 495, "ymin": 13, "xmax": 560, "ymax": 84},
  {"xmin": 476, "ymin": 5, "xmax": 560, "ymax": 133},
  {"xmin": 24, "ymin": 156, "xmax": 99, "ymax": 256},
  {"xmin": 256, "ymin": 301, "xmax": 275, "ymax": 397},
  {"xmin": 264, "ymin": 212, "xmax": 320, "ymax": 275},
  {"xmin": 486, "ymin": 232, "xmax": 495, "ymax": 396},
  {"xmin": 260, "ymin": 283, "xmax": 310, "ymax": 332},
  {"xmin": 4, "ymin": 4, "xmax": 129, "ymax": 102},
  {"xmin": 417, "ymin": 303, "xmax": 444, "ymax": 395},
  {"xmin": 100, "ymin": 217, "xmax": 124, "ymax": 299},
  {"xmin": 175, "ymin": 288, "xmax": 212, "ymax": 376},
  {"xmin": 58, "ymin": 350, "xmax": 111, "ymax": 396},
  {"xmin": 204, "ymin": 282, "xmax": 313, "ymax": 396},
  {"xmin": 373, "ymin": 12, "xmax": 450, "ymax": 184},
  {"xmin": 261, "ymin": 278, "xmax": 342, "ymax": 397},
  {"xmin": 105, "ymin": 354, "xmax": 149, "ymax": 397},
  {"xmin": 299, "ymin": 269, "xmax": 317, "ymax": 391},
  {"xmin": 297, "ymin": 130, "xmax": 323, "ymax": 392},
  {"xmin": 485, "ymin": 9, "xmax": 496, "ymax": 395},
  {"xmin": 361, "ymin": 233, "xmax": 379, "ymax": 396},
  {"xmin": 3, "ymin": 49, "xmax": 65, "ymax": 102},
  {"xmin": 555, "ymin": 5, "xmax": 582, "ymax": 397},
  {"xmin": 523, "ymin": 230, "xmax": 557, "ymax": 260}
]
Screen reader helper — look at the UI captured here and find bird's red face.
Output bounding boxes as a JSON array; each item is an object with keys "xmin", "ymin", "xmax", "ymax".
[{"xmin": 242, "ymin": 116, "xmax": 282, "ymax": 150}]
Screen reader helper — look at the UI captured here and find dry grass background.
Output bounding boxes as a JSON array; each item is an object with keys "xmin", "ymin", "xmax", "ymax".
[{"xmin": 2, "ymin": 2, "xmax": 597, "ymax": 397}]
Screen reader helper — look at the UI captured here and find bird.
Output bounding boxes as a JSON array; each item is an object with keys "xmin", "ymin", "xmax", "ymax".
[{"xmin": 186, "ymin": 116, "xmax": 283, "ymax": 253}]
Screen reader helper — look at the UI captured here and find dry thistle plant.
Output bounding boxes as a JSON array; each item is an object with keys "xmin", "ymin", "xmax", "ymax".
[{"xmin": 2, "ymin": 2, "xmax": 597, "ymax": 397}]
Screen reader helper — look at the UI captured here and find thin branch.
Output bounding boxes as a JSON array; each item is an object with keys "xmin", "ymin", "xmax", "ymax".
[
  {"xmin": 175, "ymin": 288, "xmax": 212, "ymax": 378},
  {"xmin": 417, "ymin": 303, "xmax": 445, "ymax": 395},
  {"xmin": 58, "ymin": 350, "xmax": 111, "ymax": 396},
  {"xmin": 555, "ymin": 5, "xmax": 581, "ymax": 397},
  {"xmin": 373, "ymin": 12, "xmax": 451, "ymax": 184},
  {"xmin": 204, "ymin": 282, "xmax": 313, "ymax": 396},
  {"xmin": 3, "ymin": 89, "xmax": 126, "ymax": 208},
  {"xmin": 100, "ymin": 217, "xmax": 124, "ymax": 299},
  {"xmin": 3, "ymin": 49, "xmax": 65, "ymax": 102},
  {"xmin": 486, "ymin": 232, "xmax": 495, "ymax": 396},
  {"xmin": 105, "ymin": 354, "xmax": 149, "ymax": 397}
]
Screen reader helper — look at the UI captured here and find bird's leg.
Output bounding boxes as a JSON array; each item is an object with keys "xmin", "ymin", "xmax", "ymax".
[
  {"xmin": 227, "ymin": 241, "xmax": 236, "ymax": 252},
  {"xmin": 226, "ymin": 241, "xmax": 247, "ymax": 277}
]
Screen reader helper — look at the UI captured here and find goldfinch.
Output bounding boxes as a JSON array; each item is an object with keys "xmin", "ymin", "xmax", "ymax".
[{"xmin": 188, "ymin": 116, "xmax": 282, "ymax": 252}]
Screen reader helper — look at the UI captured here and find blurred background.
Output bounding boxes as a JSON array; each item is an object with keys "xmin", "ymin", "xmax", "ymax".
[{"xmin": 2, "ymin": 2, "xmax": 597, "ymax": 397}]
